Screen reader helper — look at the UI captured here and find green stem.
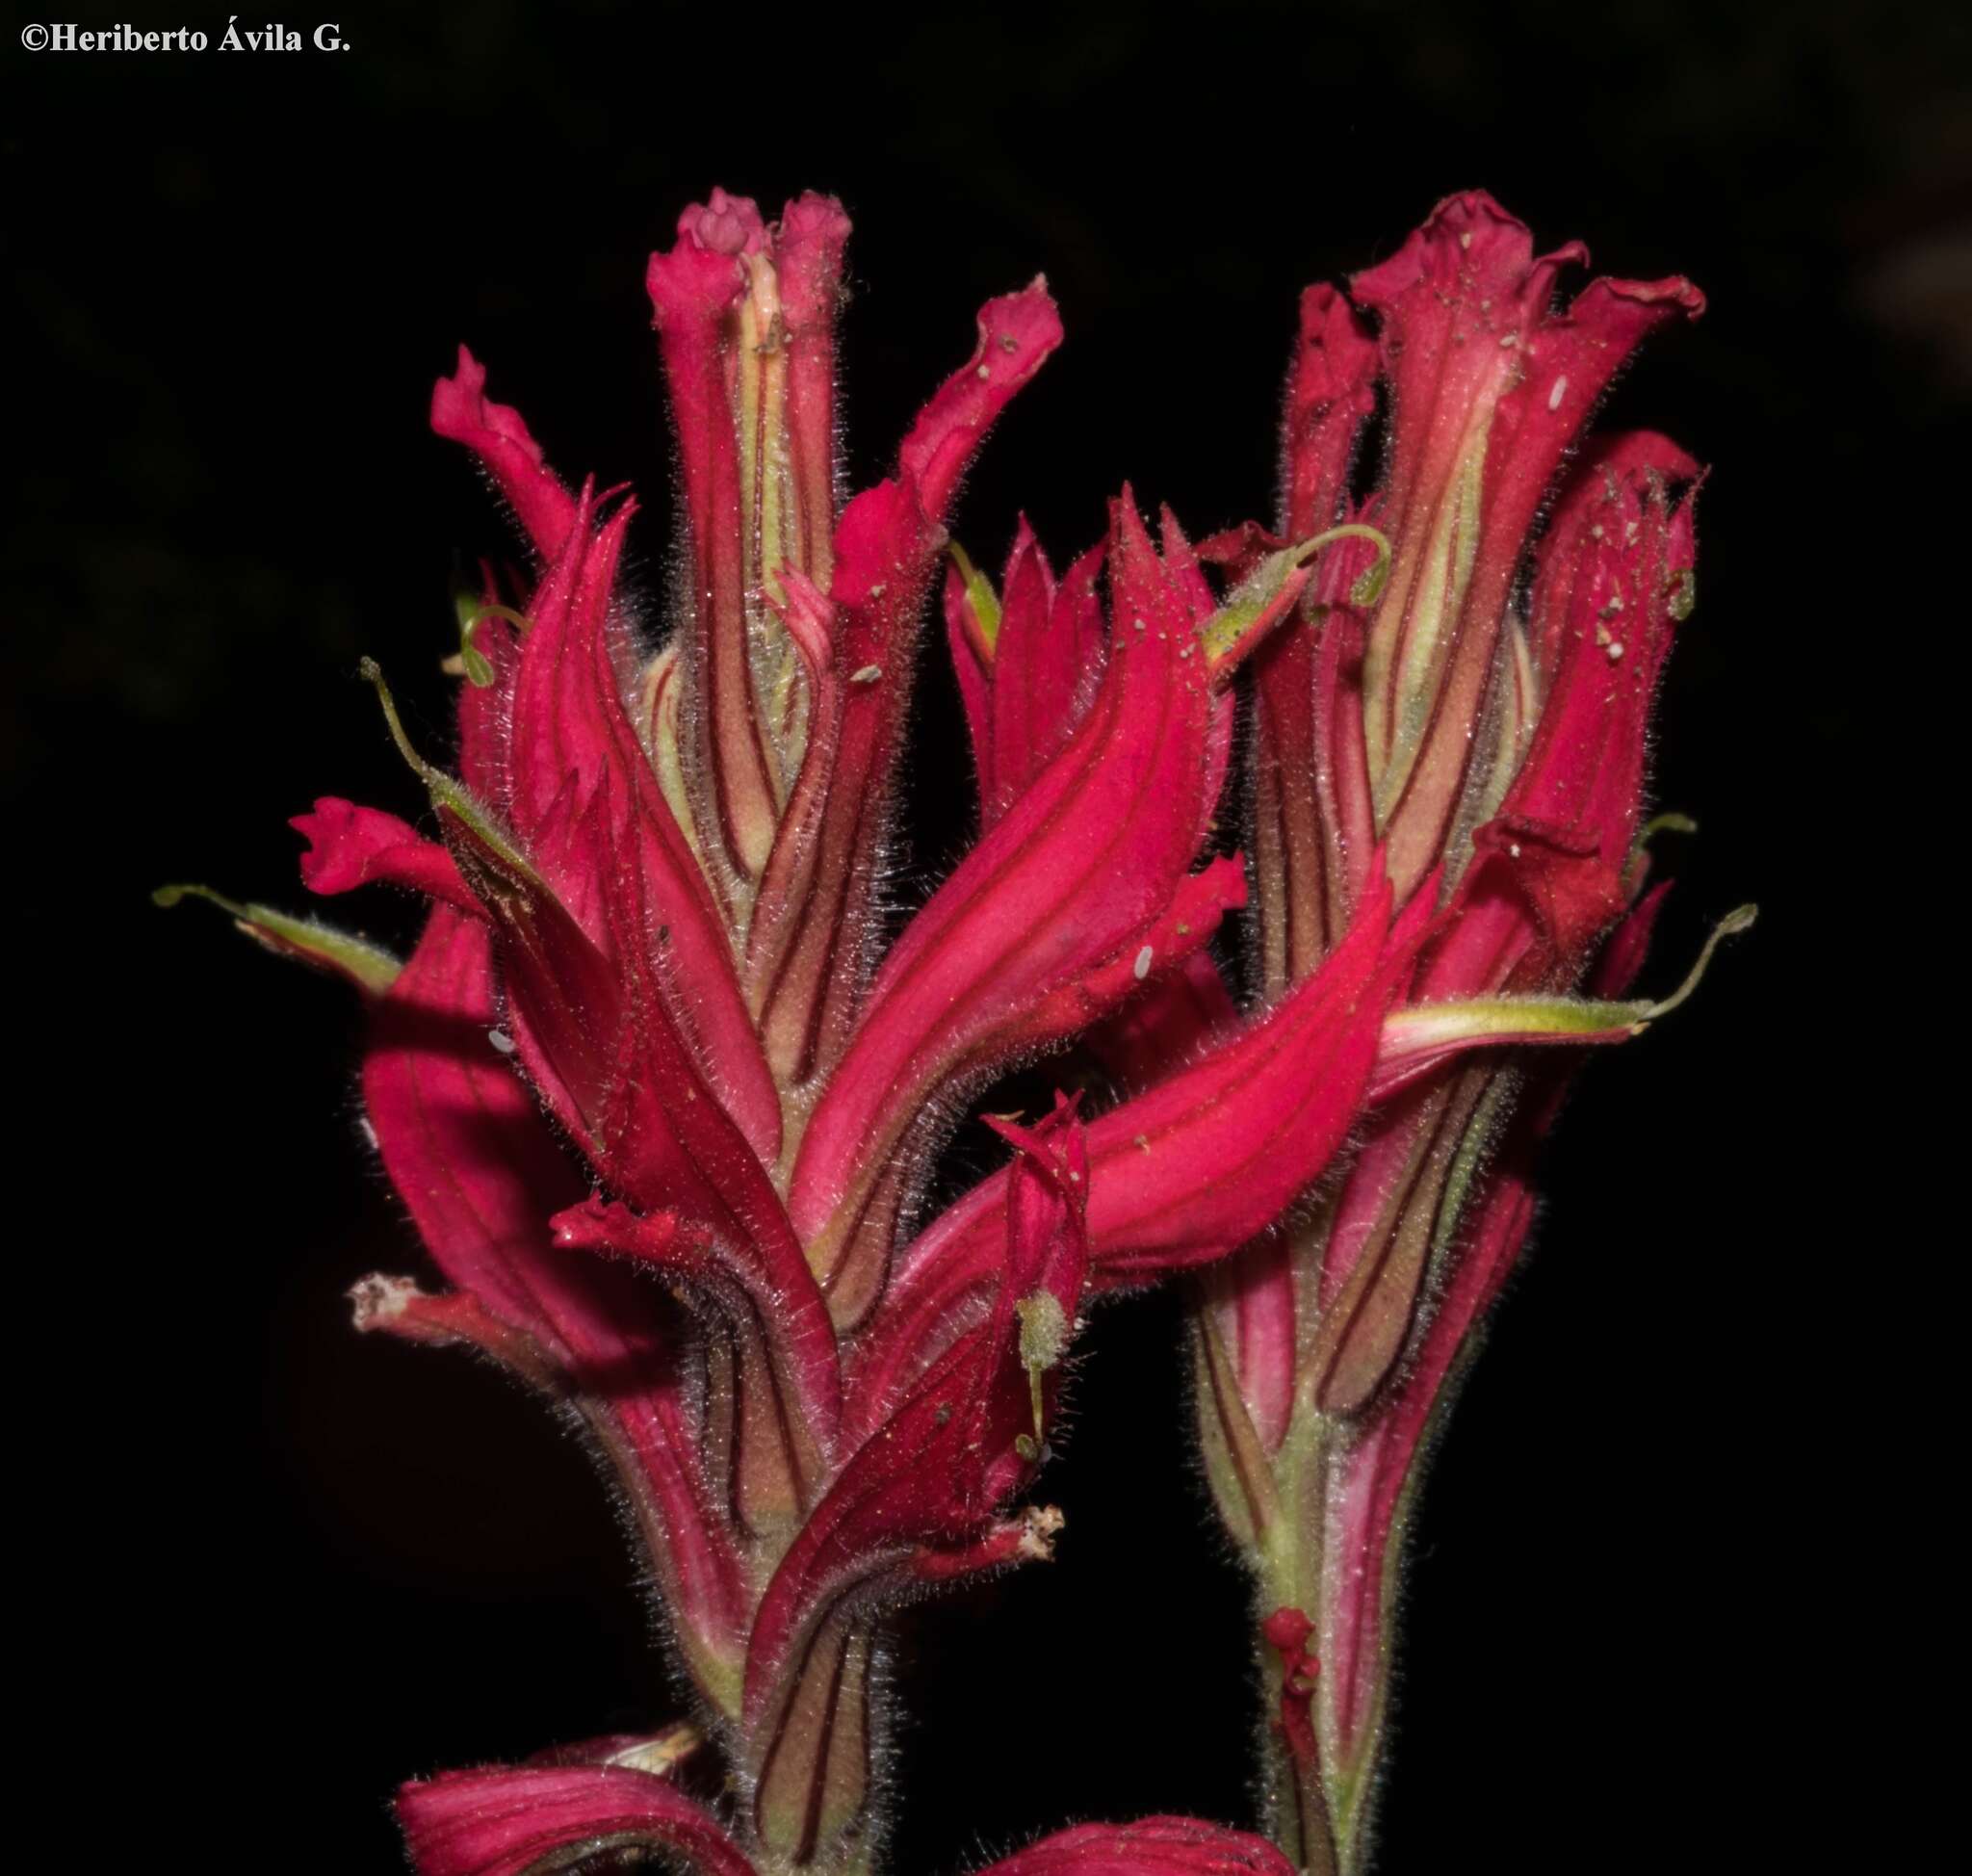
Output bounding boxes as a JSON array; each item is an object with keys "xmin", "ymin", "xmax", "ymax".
[{"xmin": 1259, "ymin": 1414, "xmax": 1340, "ymax": 1876}]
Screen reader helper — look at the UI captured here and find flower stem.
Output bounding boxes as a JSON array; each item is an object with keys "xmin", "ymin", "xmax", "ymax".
[{"xmin": 1259, "ymin": 1415, "xmax": 1340, "ymax": 1876}]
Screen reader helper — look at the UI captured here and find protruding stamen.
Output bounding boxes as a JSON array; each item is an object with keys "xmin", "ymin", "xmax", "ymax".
[
  {"xmin": 359, "ymin": 658, "xmax": 538, "ymax": 884},
  {"xmin": 152, "ymin": 880, "xmax": 242, "ymax": 915},
  {"xmin": 1638, "ymin": 810, "xmax": 1700, "ymax": 847},
  {"xmin": 1638, "ymin": 902, "xmax": 1757, "ymax": 1023},
  {"xmin": 602, "ymin": 1723, "xmax": 705, "ymax": 1779},
  {"xmin": 1297, "ymin": 521, "xmax": 1394, "ymax": 609}
]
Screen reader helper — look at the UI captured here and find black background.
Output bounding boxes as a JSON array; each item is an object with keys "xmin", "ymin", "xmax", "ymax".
[{"xmin": 13, "ymin": 3, "xmax": 1951, "ymax": 1870}]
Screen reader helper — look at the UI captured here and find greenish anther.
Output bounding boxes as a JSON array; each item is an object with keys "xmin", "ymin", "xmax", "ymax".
[
  {"xmin": 1014, "ymin": 1290, "xmax": 1070, "ymax": 1441},
  {"xmin": 453, "ymin": 599, "xmax": 533, "ymax": 689},
  {"xmin": 1668, "ymin": 565, "xmax": 1697, "ymax": 621},
  {"xmin": 947, "ymin": 542, "xmax": 1002, "ymax": 654}
]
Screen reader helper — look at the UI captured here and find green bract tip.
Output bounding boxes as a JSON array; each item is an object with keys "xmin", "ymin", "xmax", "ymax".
[{"xmin": 152, "ymin": 879, "xmax": 401, "ymax": 994}]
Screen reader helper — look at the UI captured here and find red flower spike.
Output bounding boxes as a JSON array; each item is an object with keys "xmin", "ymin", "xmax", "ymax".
[
  {"xmin": 975, "ymin": 1818, "xmax": 1298, "ymax": 1876},
  {"xmin": 1161, "ymin": 195, "xmax": 1742, "ymax": 1876},
  {"xmin": 187, "ymin": 192, "xmax": 1402, "ymax": 1873},
  {"xmin": 398, "ymin": 1761, "xmax": 757, "ymax": 1876}
]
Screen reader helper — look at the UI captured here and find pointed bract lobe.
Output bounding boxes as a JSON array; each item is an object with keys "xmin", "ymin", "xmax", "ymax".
[
  {"xmin": 901, "ymin": 284, "xmax": 1067, "ymax": 520},
  {"xmin": 152, "ymin": 880, "xmax": 402, "ymax": 994},
  {"xmin": 430, "ymin": 347, "xmax": 579, "ymax": 560},
  {"xmin": 945, "ymin": 526, "xmax": 1108, "ymax": 829}
]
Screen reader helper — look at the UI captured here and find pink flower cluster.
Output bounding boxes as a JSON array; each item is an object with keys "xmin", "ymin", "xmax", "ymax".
[{"xmin": 162, "ymin": 186, "xmax": 1744, "ymax": 1876}]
